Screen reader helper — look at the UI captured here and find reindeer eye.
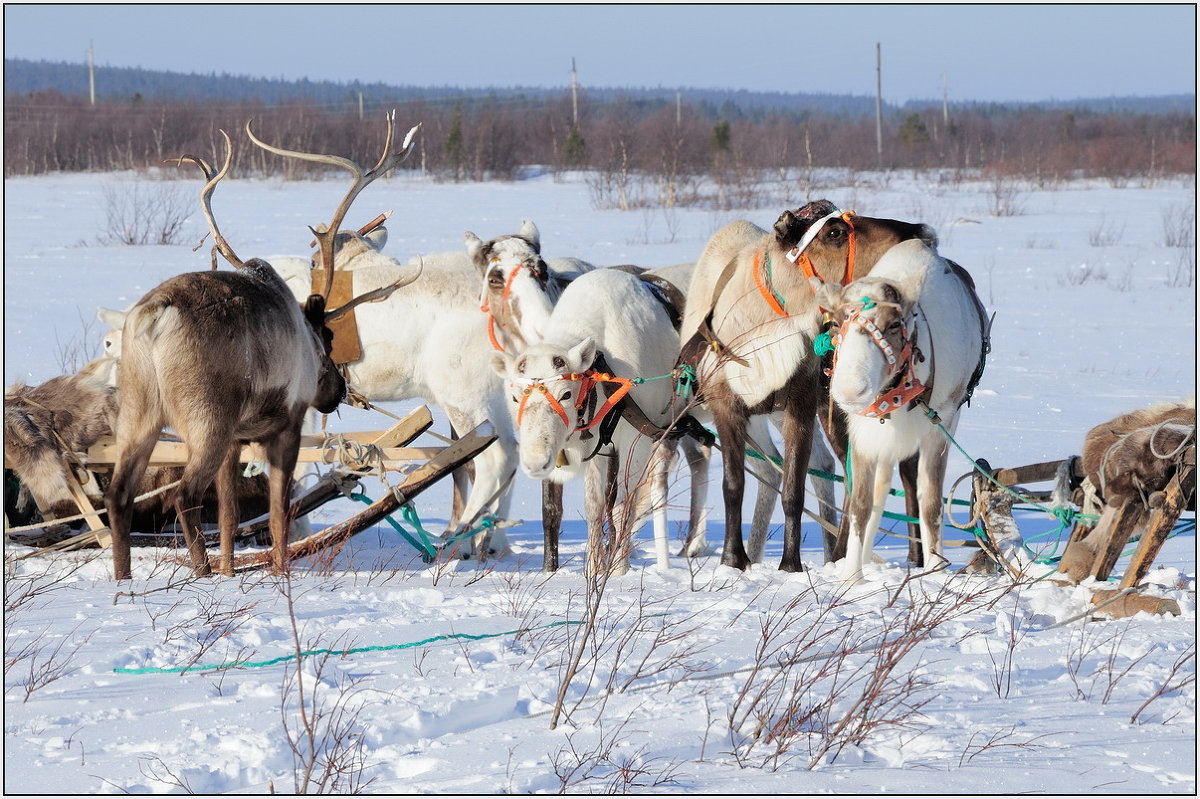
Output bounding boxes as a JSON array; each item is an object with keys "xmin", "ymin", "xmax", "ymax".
[
  {"xmin": 561, "ymin": 391, "xmax": 572, "ymax": 401},
  {"xmin": 886, "ymin": 320, "xmax": 903, "ymax": 332},
  {"xmin": 825, "ymin": 226, "xmax": 844, "ymax": 241},
  {"xmin": 552, "ymin": 356, "xmax": 566, "ymax": 370},
  {"xmin": 488, "ymin": 272, "xmax": 504, "ymax": 288}
]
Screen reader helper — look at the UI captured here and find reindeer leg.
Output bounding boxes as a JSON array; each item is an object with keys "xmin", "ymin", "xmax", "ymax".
[
  {"xmin": 106, "ymin": 433, "xmax": 159, "ymax": 581},
  {"xmin": 746, "ymin": 414, "xmax": 780, "ymax": 564},
  {"xmin": 173, "ymin": 447, "xmax": 229, "ymax": 579},
  {"xmin": 542, "ymin": 480, "xmax": 562, "ymax": 572},
  {"xmin": 817, "ymin": 399, "xmax": 852, "ymax": 562},
  {"xmin": 214, "ymin": 444, "xmax": 241, "ymax": 577},
  {"xmin": 842, "ymin": 454, "xmax": 879, "ymax": 583},
  {"xmin": 917, "ymin": 432, "xmax": 952, "ymax": 571},
  {"xmin": 714, "ymin": 404, "xmax": 750, "ymax": 571},
  {"xmin": 679, "ymin": 438, "xmax": 713, "ymax": 558},
  {"xmin": 779, "ymin": 374, "xmax": 818, "ymax": 573},
  {"xmin": 264, "ymin": 425, "xmax": 303, "ymax": 575},
  {"xmin": 583, "ymin": 459, "xmax": 607, "ymax": 577},
  {"xmin": 900, "ymin": 455, "xmax": 922, "ymax": 567}
]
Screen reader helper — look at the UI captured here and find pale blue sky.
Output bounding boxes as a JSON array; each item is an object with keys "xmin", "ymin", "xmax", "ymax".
[{"xmin": 4, "ymin": 3, "xmax": 1195, "ymax": 103}]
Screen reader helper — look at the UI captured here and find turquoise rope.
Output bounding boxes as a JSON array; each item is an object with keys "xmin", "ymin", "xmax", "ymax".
[
  {"xmin": 114, "ymin": 619, "xmax": 582, "ymax": 675},
  {"xmin": 350, "ymin": 492, "xmax": 437, "ymax": 562}
]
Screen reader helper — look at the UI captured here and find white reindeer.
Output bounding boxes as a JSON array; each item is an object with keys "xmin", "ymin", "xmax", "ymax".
[
  {"xmin": 817, "ymin": 238, "xmax": 989, "ymax": 582},
  {"xmin": 490, "ymin": 268, "xmax": 680, "ymax": 575}
]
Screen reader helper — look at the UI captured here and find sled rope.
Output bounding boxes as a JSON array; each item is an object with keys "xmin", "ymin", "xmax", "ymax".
[{"xmin": 113, "ymin": 618, "xmax": 584, "ymax": 675}]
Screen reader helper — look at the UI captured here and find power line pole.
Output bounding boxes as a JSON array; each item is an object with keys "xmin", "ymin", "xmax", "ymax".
[
  {"xmin": 88, "ymin": 42, "xmax": 96, "ymax": 106},
  {"xmin": 874, "ymin": 42, "xmax": 883, "ymax": 164},
  {"xmin": 942, "ymin": 73, "xmax": 949, "ymax": 128},
  {"xmin": 570, "ymin": 57, "xmax": 579, "ymax": 128}
]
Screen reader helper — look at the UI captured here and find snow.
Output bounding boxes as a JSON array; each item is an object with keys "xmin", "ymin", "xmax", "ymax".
[{"xmin": 3, "ymin": 167, "xmax": 1195, "ymax": 795}]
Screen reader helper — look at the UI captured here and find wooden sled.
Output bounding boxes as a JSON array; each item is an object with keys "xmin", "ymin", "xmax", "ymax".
[
  {"xmin": 5, "ymin": 405, "xmax": 495, "ymax": 570},
  {"xmin": 966, "ymin": 455, "xmax": 1190, "ymax": 619}
]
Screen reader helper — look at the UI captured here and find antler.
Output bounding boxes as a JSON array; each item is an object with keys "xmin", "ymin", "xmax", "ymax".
[
  {"xmin": 324, "ymin": 259, "xmax": 424, "ymax": 324},
  {"xmin": 245, "ymin": 110, "xmax": 420, "ymax": 299},
  {"xmin": 168, "ymin": 130, "xmax": 244, "ymax": 270}
]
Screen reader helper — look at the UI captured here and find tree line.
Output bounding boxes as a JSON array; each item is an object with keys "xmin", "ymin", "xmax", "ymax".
[{"xmin": 5, "ymin": 89, "xmax": 1194, "ymax": 206}]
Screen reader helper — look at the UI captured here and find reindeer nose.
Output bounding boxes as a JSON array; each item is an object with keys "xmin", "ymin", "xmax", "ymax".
[{"xmin": 832, "ymin": 376, "xmax": 872, "ymax": 411}]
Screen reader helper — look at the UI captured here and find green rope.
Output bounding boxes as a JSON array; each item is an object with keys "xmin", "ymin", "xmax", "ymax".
[
  {"xmin": 350, "ymin": 492, "xmax": 438, "ymax": 562},
  {"xmin": 814, "ymin": 330, "xmax": 836, "ymax": 356},
  {"xmin": 114, "ymin": 619, "xmax": 583, "ymax": 675}
]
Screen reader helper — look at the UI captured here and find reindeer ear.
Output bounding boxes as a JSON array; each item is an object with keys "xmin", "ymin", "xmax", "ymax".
[
  {"xmin": 567, "ymin": 337, "xmax": 597, "ymax": 371},
  {"xmin": 773, "ymin": 210, "xmax": 800, "ymax": 247},
  {"xmin": 303, "ymin": 294, "xmax": 328, "ymax": 327},
  {"xmin": 489, "ymin": 351, "xmax": 513, "ymax": 378},
  {"xmin": 519, "ymin": 220, "xmax": 541, "ymax": 253},
  {"xmin": 363, "ymin": 225, "xmax": 388, "ymax": 252},
  {"xmin": 464, "ymin": 232, "xmax": 486, "ymax": 269},
  {"xmin": 97, "ymin": 307, "xmax": 127, "ymax": 328},
  {"xmin": 808, "ymin": 277, "xmax": 841, "ymax": 313}
]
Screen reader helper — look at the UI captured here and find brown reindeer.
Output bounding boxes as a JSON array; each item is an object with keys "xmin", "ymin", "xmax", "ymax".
[
  {"xmin": 105, "ymin": 117, "xmax": 417, "ymax": 580},
  {"xmin": 679, "ymin": 200, "xmax": 937, "ymax": 571},
  {"xmin": 5, "ymin": 358, "xmax": 119, "ymax": 525},
  {"xmin": 1058, "ymin": 400, "xmax": 1196, "ymax": 582},
  {"xmin": 4, "ymin": 359, "xmax": 276, "ymax": 540}
]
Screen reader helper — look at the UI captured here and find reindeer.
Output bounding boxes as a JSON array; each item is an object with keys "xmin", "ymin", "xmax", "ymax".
[
  {"xmin": 1058, "ymin": 400, "xmax": 1196, "ymax": 582},
  {"xmin": 104, "ymin": 118, "xmax": 417, "ymax": 580},
  {"xmin": 5, "ymin": 357, "xmax": 118, "ymax": 525},
  {"xmin": 679, "ymin": 200, "xmax": 939, "ymax": 571},
  {"xmin": 815, "ymin": 238, "xmax": 990, "ymax": 582},
  {"xmin": 490, "ymin": 268, "xmax": 682, "ymax": 576}
]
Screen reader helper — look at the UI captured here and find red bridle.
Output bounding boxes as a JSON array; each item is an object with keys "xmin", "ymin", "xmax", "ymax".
[
  {"xmin": 832, "ymin": 298, "xmax": 927, "ymax": 419},
  {"xmin": 512, "ymin": 370, "xmax": 634, "ymax": 433},
  {"xmin": 481, "ymin": 257, "xmax": 542, "ymax": 352}
]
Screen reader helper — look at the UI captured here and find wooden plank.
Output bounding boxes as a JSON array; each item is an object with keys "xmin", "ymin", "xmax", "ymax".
[
  {"xmin": 990, "ymin": 459, "xmax": 1075, "ymax": 487},
  {"xmin": 1087, "ymin": 501, "xmax": 1144, "ymax": 582},
  {"xmin": 1119, "ymin": 464, "xmax": 1195, "ymax": 589},
  {"xmin": 230, "ymin": 428, "xmax": 497, "ymax": 571},
  {"xmin": 1090, "ymin": 588, "xmax": 1181, "ymax": 619},
  {"xmin": 84, "ymin": 440, "xmax": 443, "ymax": 468}
]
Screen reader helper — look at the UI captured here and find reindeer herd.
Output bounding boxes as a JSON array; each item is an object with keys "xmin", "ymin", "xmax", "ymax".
[{"xmin": 5, "ymin": 113, "xmax": 1024, "ymax": 583}]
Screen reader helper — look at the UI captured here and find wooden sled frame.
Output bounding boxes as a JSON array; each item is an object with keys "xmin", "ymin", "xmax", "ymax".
[
  {"xmin": 5, "ymin": 405, "xmax": 496, "ymax": 571},
  {"xmin": 968, "ymin": 455, "xmax": 1191, "ymax": 619}
]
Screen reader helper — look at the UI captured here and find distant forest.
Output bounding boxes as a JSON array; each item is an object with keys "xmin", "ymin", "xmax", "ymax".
[{"xmin": 4, "ymin": 58, "xmax": 1195, "ymax": 195}]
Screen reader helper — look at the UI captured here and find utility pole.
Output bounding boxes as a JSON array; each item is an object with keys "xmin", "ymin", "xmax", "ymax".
[
  {"xmin": 676, "ymin": 90, "xmax": 682, "ymax": 126},
  {"xmin": 570, "ymin": 58, "xmax": 579, "ymax": 128},
  {"xmin": 88, "ymin": 42, "xmax": 95, "ymax": 106},
  {"xmin": 874, "ymin": 42, "xmax": 883, "ymax": 164},
  {"xmin": 942, "ymin": 73, "xmax": 949, "ymax": 127},
  {"xmin": 358, "ymin": 91, "xmax": 364, "ymax": 121}
]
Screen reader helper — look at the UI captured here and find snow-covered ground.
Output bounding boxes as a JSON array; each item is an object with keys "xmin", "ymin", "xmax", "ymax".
[{"xmin": 4, "ymin": 166, "xmax": 1195, "ymax": 795}]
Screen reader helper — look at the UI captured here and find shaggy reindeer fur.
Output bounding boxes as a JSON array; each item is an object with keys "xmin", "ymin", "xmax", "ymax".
[
  {"xmin": 5, "ymin": 361, "xmax": 273, "ymax": 538},
  {"xmin": 5, "ymin": 360, "xmax": 118, "ymax": 522},
  {"xmin": 105, "ymin": 260, "xmax": 346, "ymax": 579},
  {"xmin": 491, "ymin": 268, "xmax": 680, "ymax": 576},
  {"xmin": 1058, "ymin": 400, "xmax": 1196, "ymax": 581},
  {"xmin": 820, "ymin": 239, "xmax": 988, "ymax": 582},
  {"xmin": 680, "ymin": 200, "xmax": 936, "ymax": 571}
]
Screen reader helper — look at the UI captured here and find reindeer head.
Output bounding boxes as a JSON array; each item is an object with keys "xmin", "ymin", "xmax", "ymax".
[
  {"xmin": 490, "ymin": 337, "xmax": 596, "ymax": 482},
  {"xmin": 175, "ymin": 118, "xmax": 421, "ymax": 416},
  {"xmin": 467, "ymin": 220, "xmax": 555, "ymax": 352},
  {"xmin": 775, "ymin": 200, "xmax": 938, "ymax": 285},
  {"xmin": 824, "ymin": 268, "xmax": 927, "ymax": 416}
]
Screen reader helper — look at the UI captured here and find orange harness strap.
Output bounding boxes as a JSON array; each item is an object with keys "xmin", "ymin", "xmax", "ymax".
[
  {"xmin": 759, "ymin": 211, "xmax": 859, "ymax": 317},
  {"xmin": 514, "ymin": 370, "xmax": 635, "ymax": 434},
  {"xmin": 833, "ymin": 301, "xmax": 927, "ymax": 419},
  {"xmin": 481, "ymin": 259, "xmax": 539, "ymax": 352}
]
